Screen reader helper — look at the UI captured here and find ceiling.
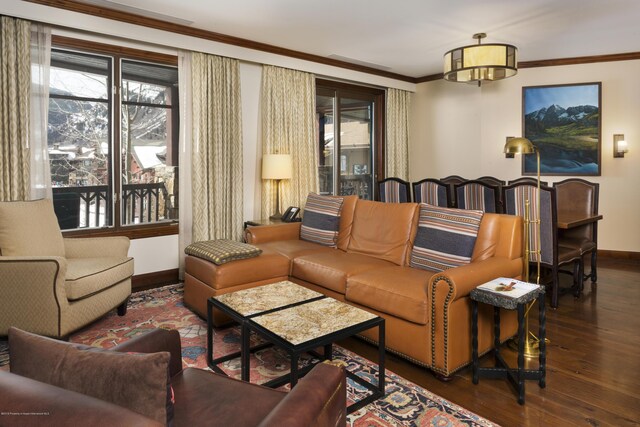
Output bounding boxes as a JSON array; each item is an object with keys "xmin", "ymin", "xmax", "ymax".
[{"xmin": 79, "ymin": 0, "xmax": 640, "ymax": 78}]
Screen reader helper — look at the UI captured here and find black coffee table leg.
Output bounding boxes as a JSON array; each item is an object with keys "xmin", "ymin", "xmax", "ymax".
[
  {"xmin": 290, "ymin": 353, "xmax": 299, "ymax": 387},
  {"xmin": 241, "ymin": 322, "xmax": 250, "ymax": 381},
  {"xmin": 378, "ymin": 322, "xmax": 386, "ymax": 396}
]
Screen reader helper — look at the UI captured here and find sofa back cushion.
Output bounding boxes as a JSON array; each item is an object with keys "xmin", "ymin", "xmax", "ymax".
[
  {"xmin": 347, "ymin": 200, "xmax": 419, "ymax": 265},
  {"xmin": 336, "ymin": 195, "xmax": 358, "ymax": 251},
  {"xmin": 300, "ymin": 193, "xmax": 344, "ymax": 247},
  {"xmin": 471, "ymin": 213, "xmax": 523, "ymax": 262},
  {"xmin": 410, "ymin": 204, "xmax": 483, "ymax": 272},
  {"xmin": 0, "ymin": 199, "xmax": 65, "ymax": 257},
  {"xmin": 9, "ymin": 327, "xmax": 173, "ymax": 425}
]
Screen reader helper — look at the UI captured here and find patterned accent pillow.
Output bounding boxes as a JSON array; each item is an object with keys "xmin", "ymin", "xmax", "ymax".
[
  {"xmin": 185, "ymin": 239, "xmax": 262, "ymax": 265},
  {"xmin": 410, "ymin": 204, "xmax": 484, "ymax": 272},
  {"xmin": 300, "ymin": 193, "xmax": 344, "ymax": 247}
]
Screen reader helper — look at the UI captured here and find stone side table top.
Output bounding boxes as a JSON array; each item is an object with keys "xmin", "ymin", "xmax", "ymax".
[{"xmin": 470, "ymin": 284, "xmax": 545, "ymax": 310}]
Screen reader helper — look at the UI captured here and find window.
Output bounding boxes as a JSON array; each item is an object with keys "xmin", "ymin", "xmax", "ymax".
[
  {"xmin": 48, "ymin": 41, "xmax": 179, "ymax": 237},
  {"xmin": 316, "ymin": 80, "xmax": 385, "ymax": 200}
]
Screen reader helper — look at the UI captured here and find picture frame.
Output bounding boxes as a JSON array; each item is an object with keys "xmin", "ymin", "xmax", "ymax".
[
  {"xmin": 522, "ymin": 82, "xmax": 601, "ymax": 176},
  {"xmin": 353, "ymin": 164, "xmax": 368, "ymax": 175}
]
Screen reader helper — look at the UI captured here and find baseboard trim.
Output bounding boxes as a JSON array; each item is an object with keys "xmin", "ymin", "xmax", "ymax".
[
  {"xmin": 132, "ymin": 268, "xmax": 179, "ymax": 291},
  {"xmin": 599, "ymin": 250, "xmax": 640, "ymax": 260}
]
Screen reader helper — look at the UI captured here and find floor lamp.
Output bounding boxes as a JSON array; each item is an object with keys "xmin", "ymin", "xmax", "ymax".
[
  {"xmin": 504, "ymin": 137, "xmax": 543, "ymax": 357},
  {"xmin": 262, "ymin": 154, "xmax": 292, "ymax": 220}
]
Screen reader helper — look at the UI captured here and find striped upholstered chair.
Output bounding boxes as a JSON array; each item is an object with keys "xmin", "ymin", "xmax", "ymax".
[
  {"xmin": 503, "ymin": 183, "xmax": 581, "ymax": 308},
  {"xmin": 439, "ymin": 175, "xmax": 466, "ymax": 207},
  {"xmin": 454, "ymin": 180, "xmax": 501, "ymax": 213},
  {"xmin": 378, "ymin": 178, "xmax": 411, "ymax": 203},
  {"xmin": 412, "ymin": 178, "xmax": 450, "ymax": 207}
]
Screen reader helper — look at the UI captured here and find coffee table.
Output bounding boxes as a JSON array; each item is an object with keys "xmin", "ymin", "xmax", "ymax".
[{"xmin": 207, "ymin": 280, "xmax": 385, "ymax": 413}]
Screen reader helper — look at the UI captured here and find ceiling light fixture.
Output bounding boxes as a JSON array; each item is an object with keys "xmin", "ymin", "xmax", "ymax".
[{"xmin": 443, "ymin": 33, "xmax": 517, "ymax": 86}]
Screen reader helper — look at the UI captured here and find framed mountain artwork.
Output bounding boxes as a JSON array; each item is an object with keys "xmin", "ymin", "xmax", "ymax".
[{"xmin": 522, "ymin": 82, "xmax": 601, "ymax": 176}]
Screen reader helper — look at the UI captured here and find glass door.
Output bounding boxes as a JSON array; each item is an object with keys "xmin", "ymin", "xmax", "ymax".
[{"xmin": 316, "ymin": 81, "xmax": 384, "ymax": 200}]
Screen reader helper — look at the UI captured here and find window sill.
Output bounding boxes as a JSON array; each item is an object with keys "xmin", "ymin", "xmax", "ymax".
[{"xmin": 62, "ymin": 222, "xmax": 179, "ymax": 240}]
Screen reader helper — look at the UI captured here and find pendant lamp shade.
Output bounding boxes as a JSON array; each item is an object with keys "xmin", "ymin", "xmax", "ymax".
[{"xmin": 444, "ymin": 33, "xmax": 517, "ymax": 84}]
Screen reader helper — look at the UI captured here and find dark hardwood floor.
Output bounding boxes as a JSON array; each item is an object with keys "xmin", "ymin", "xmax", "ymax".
[{"xmin": 339, "ymin": 258, "xmax": 640, "ymax": 426}]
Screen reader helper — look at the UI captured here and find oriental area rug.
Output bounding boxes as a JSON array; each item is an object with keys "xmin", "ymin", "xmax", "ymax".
[{"xmin": 1, "ymin": 284, "xmax": 498, "ymax": 427}]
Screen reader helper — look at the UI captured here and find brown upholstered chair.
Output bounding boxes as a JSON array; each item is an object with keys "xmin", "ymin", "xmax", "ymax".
[
  {"xmin": 507, "ymin": 177, "xmax": 549, "ymax": 187},
  {"xmin": 0, "ymin": 199, "xmax": 133, "ymax": 338},
  {"xmin": 553, "ymin": 179, "xmax": 600, "ymax": 293},
  {"xmin": 2, "ymin": 328, "xmax": 347, "ymax": 427}
]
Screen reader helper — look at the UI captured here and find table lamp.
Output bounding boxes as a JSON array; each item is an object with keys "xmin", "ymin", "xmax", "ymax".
[
  {"xmin": 504, "ymin": 137, "xmax": 543, "ymax": 357},
  {"xmin": 262, "ymin": 154, "xmax": 293, "ymax": 220}
]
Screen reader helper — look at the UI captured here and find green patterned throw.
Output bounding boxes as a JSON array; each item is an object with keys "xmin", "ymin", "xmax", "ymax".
[{"xmin": 185, "ymin": 239, "xmax": 262, "ymax": 265}]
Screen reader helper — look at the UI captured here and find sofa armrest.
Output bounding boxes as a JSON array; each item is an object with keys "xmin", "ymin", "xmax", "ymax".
[
  {"xmin": 430, "ymin": 257, "xmax": 524, "ymax": 303},
  {"xmin": 64, "ymin": 236, "xmax": 130, "ymax": 259},
  {"xmin": 258, "ymin": 363, "xmax": 346, "ymax": 427},
  {"xmin": 244, "ymin": 222, "xmax": 302, "ymax": 244},
  {"xmin": 0, "ymin": 257, "xmax": 68, "ymax": 336},
  {"xmin": 0, "ymin": 370, "xmax": 162, "ymax": 427},
  {"xmin": 112, "ymin": 329, "xmax": 183, "ymax": 377}
]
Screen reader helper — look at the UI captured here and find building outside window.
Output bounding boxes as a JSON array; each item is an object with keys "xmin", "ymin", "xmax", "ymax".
[{"xmin": 48, "ymin": 43, "xmax": 179, "ymax": 235}]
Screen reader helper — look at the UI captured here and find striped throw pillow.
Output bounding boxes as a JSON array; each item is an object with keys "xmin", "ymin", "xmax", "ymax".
[
  {"xmin": 410, "ymin": 204, "xmax": 484, "ymax": 272},
  {"xmin": 300, "ymin": 193, "xmax": 344, "ymax": 247}
]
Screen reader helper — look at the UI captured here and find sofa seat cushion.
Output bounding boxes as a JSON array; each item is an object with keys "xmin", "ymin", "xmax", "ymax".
[
  {"xmin": 185, "ymin": 248, "xmax": 290, "ymax": 290},
  {"xmin": 558, "ymin": 236, "xmax": 596, "ymax": 255},
  {"xmin": 65, "ymin": 257, "xmax": 134, "ymax": 301},
  {"xmin": 292, "ymin": 251, "xmax": 394, "ymax": 294},
  {"xmin": 172, "ymin": 367, "xmax": 285, "ymax": 427},
  {"xmin": 346, "ymin": 266, "xmax": 434, "ymax": 325},
  {"xmin": 258, "ymin": 240, "xmax": 335, "ymax": 262}
]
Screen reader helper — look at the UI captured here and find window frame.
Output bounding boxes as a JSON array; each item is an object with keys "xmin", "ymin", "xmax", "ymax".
[
  {"xmin": 52, "ymin": 36, "xmax": 179, "ymax": 239},
  {"xmin": 316, "ymin": 79, "xmax": 386, "ymax": 200}
]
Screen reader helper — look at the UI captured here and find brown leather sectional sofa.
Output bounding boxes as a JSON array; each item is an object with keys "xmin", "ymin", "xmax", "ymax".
[{"xmin": 184, "ymin": 197, "xmax": 524, "ymax": 377}]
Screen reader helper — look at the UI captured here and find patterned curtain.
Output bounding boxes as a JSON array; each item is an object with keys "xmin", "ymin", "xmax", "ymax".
[
  {"xmin": 0, "ymin": 16, "xmax": 31, "ymax": 201},
  {"xmin": 386, "ymin": 88, "xmax": 411, "ymax": 180},
  {"xmin": 190, "ymin": 52, "xmax": 244, "ymax": 242},
  {"xmin": 261, "ymin": 66, "xmax": 318, "ymax": 217}
]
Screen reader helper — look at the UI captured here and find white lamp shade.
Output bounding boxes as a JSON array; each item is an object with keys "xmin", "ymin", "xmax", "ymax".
[{"xmin": 262, "ymin": 154, "xmax": 292, "ymax": 180}]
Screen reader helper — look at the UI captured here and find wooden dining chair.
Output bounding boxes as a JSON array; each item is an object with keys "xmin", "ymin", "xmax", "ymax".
[
  {"xmin": 378, "ymin": 177, "xmax": 411, "ymax": 203},
  {"xmin": 507, "ymin": 177, "xmax": 549, "ymax": 187},
  {"xmin": 454, "ymin": 180, "xmax": 501, "ymax": 213},
  {"xmin": 553, "ymin": 178, "xmax": 600, "ymax": 292},
  {"xmin": 503, "ymin": 182, "xmax": 582, "ymax": 308},
  {"xmin": 412, "ymin": 178, "xmax": 450, "ymax": 207},
  {"xmin": 440, "ymin": 175, "xmax": 467, "ymax": 207}
]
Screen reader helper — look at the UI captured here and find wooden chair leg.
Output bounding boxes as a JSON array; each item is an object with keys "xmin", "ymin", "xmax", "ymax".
[
  {"xmin": 590, "ymin": 250, "xmax": 597, "ymax": 283},
  {"xmin": 551, "ymin": 266, "xmax": 559, "ymax": 309}
]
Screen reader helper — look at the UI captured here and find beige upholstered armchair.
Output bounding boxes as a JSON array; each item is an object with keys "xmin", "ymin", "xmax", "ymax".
[{"xmin": 0, "ymin": 199, "xmax": 133, "ymax": 338}]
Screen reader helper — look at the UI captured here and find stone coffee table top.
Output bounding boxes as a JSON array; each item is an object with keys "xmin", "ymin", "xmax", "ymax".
[
  {"xmin": 250, "ymin": 298, "xmax": 378, "ymax": 346},
  {"xmin": 214, "ymin": 280, "xmax": 323, "ymax": 317}
]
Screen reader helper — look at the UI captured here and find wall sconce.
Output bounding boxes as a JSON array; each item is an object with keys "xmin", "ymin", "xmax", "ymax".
[
  {"xmin": 505, "ymin": 137, "xmax": 515, "ymax": 158},
  {"xmin": 613, "ymin": 134, "xmax": 628, "ymax": 158}
]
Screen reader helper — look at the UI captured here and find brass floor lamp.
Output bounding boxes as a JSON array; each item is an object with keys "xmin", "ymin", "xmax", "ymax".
[{"xmin": 504, "ymin": 137, "xmax": 544, "ymax": 357}]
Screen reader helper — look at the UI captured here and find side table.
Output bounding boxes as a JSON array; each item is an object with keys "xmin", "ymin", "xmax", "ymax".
[{"xmin": 470, "ymin": 282, "xmax": 546, "ymax": 404}]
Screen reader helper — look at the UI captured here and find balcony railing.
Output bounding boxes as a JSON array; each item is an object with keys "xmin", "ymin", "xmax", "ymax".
[{"xmin": 52, "ymin": 183, "xmax": 172, "ymax": 230}]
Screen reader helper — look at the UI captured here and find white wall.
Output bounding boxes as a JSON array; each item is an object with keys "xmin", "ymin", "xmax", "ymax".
[{"xmin": 410, "ymin": 61, "xmax": 640, "ymax": 252}]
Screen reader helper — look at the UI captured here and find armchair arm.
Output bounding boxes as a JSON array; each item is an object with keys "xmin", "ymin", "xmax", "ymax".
[
  {"xmin": 0, "ymin": 371, "xmax": 161, "ymax": 427},
  {"xmin": 112, "ymin": 329, "xmax": 183, "ymax": 378},
  {"xmin": 244, "ymin": 222, "xmax": 302, "ymax": 244},
  {"xmin": 0, "ymin": 257, "xmax": 68, "ymax": 337},
  {"xmin": 258, "ymin": 363, "xmax": 346, "ymax": 427},
  {"xmin": 64, "ymin": 236, "xmax": 130, "ymax": 259},
  {"xmin": 430, "ymin": 256, "xmax": 523, "ymax": 303},
  {"xmin": 427, "ymin": 256, "xmax": 522, "ymax": 376}
]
